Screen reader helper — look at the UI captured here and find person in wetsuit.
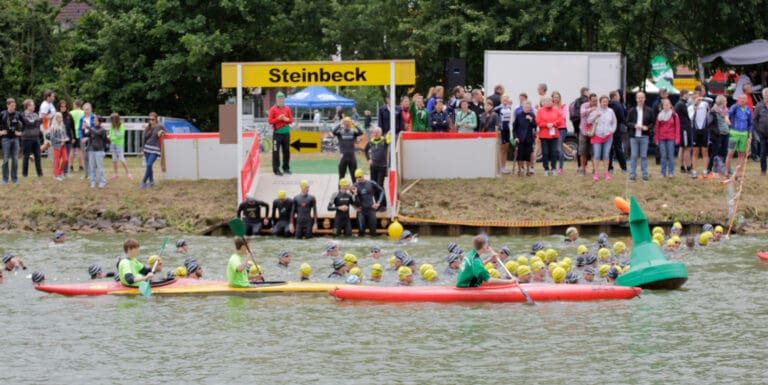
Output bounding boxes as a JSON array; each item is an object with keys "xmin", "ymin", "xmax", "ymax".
[
  {"xmin": 364, "ymin": 127, "xmax": 390, "ymax": 211},
  {"xmin": 328, "ymin": 178, "xmax": 356, "ymax": 237},
  {"xmin": 236, "ymin": 193, "xmax": 270, "ymax": 235},
  {"xmin": 351, "ymin": 168, "xmax": 384, "ymax": 236},
  {"xmin": 290, "ymin": 180, "xmax": 318, "ymax": 239},
  {"xmin": 333, "ymin": 117, "xmax": 364, "ymax": 180},
  {"xmin": 271, "ymin": 189, "xmax": 293, "ymax": 237}
]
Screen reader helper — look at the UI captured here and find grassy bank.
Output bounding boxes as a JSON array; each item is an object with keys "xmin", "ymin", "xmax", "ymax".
[
  {"xmin": 7, "ymin": 150, "xmax": 768, "ymax": 234},
  {"xmin": 1, "ymin": 156, "xmax": 236, "ymax": 234}
]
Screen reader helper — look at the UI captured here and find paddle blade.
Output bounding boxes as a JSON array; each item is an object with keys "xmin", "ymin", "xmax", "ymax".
[
  {"xmin": 228, "ymin": 218, "xmax": 246, "ymax": 237},
  {"xmin": 139, "ymin": 281, "xmax": 151, "ymax": 298}
]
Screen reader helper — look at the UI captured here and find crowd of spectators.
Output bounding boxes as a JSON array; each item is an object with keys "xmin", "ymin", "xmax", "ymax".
[
  {"xmin": 334, "ymin": 80, "xmax": 764, "ymax": 183},
  {"xmin": 0, "ymin": 91, "xmax": 163, "ymax": 188}
]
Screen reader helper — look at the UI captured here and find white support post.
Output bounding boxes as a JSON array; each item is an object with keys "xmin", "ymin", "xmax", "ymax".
[
  {"xmin": 388, "ymin": 61, "xmax": 397, "ymax": 219},
  {"xmin": 236, "ymin": 64, "xmax": 243, "ymax": 206}
]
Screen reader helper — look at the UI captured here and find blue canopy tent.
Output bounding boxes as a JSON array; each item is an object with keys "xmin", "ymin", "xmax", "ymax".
[{"xmin": 284, "ymin": 86, "xmax": 356, "ymax": 109}]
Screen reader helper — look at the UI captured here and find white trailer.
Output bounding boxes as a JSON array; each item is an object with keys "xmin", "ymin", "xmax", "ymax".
[{"xmin": 484, "ymin": 50, "xmax": 625, "ymax": 131}]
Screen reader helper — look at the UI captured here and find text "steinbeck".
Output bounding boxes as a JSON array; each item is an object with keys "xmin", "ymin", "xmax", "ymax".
[{"xmin": 268, "ymin": 67, "xmax": 368, "ymax": 83}]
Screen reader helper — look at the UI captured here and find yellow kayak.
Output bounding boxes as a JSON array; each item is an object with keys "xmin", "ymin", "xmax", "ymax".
[{"xmin": 37, "ymin": 279, "xmax": 349, "ymax": 297}]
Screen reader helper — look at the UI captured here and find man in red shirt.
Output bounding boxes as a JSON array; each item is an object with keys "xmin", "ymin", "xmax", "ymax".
[{"xmin": 268, "ymin": 92, "xmax": 293, "ymax": 176}]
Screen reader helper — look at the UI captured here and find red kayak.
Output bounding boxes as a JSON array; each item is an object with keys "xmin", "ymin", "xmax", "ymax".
[
  {"xmin": 34, "ymin": 278, "xmax": 203, "ymax": 296},
  {"xmin": 757, "ymin": 251, "xmax": 768, "ymax": 261},
  {"xmin": 329, "ymin": 283, "xmax": 641, "ymax": 303}
]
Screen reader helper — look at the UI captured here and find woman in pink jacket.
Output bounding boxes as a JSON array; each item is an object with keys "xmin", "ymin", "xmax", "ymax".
[
  {"xmin": 588, "ymin": 96, "xmax": 617, "ymax": 181},
  {"xmin": 552, "ymin": 91, "xmax": 569, "ymax": 174},
  {"xmin": 654, "ymin": 98, "xmax": 680, "ymax": 177},
  {"xmin": 534, "ymin": 97, "xmax": 563, "ymax": 176}
]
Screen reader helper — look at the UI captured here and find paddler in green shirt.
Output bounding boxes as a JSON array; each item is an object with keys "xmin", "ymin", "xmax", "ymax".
[
  {"xmin": 117, "ymin": 239, "xmax": 155, "ymax": 287},
  {"xmin": 456, "ymin": 235, "xmax": 517, "ymax": 288},
  {"xmin": 227, "ymin": 237, "xmax": 251, "ymax": 288}
]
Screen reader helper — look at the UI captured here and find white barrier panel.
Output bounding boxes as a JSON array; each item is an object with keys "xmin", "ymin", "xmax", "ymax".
[
  {"xmin": 401, "ymin": 132, "xmax": 498, "ymax": 179},
  {"xmin": 164, "ymin": 133, "xmax": 255, "ymax": 180}
]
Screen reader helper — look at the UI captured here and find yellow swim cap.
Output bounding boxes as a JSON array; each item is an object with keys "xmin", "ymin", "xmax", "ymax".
[
  {"xmin": 517, "ymin": 256, "xmax": 529, "ymax": 265},
  {"xmin": 530, "ymin": 256, "xmax": 542, "ymax": 266},
  {"xmin": 484, "ymin": 262, "xmax": 494, "ymax": 271},
  {"xmin": 397, "ymin": 266, "xmax": 413, "ymax": 280},
  {"xmin": 349, "ymin": 267, "xmax": 363, "ymax": 280},
  {"xmin": 389, "ymin": 256, "xmax": 396, "ymax": 268},
  {"xmin": 545, "ymin": 248, "xmax": 558, "ymax": 261},
  {"xmin": 672, "ymin": 221, "xmax": 683, "ymax": 229},
  {"xmin": 277, "ymin": 190, "xmax": 287, "ymax": 199},
  {"xmin": 562, "ymin": 257, "xmax": 572, "ymax": 267},
  {"xmin": 665, "ymin": 238, "xmax": 676, "ymax": 247},
  {"xmin": 653, "ymin": 239, "xmax": 661, "ymax": 247},
  {"xmin": 371, "ymin": 263, "xmax": 383, "ymax": 277},
  {"xmin": 535, "ymin": 250, "xmax": 546, "ymax": 260},
  {"xmin": 671, "ymin": 235, "xmax": 681, "ymax": 243},
  {"xmin": 552, "ymin": 267, "xmax": 566, "ymax": 283},
  {"xmin": 548, "ymin": 262, "xmax": 558, "ymax": 272},
  {"xmin": 505, "ymin": 261, "xmax": 518, "ymax": 274},
  {"xmin": 173, "ymin": 266, "xmax": 187, "ymax": 278},
  {"xmin": 613, "ymin": 241, "xmax": 626, "ymax": 254},
  {"xmin": 354, "ymin": 168, "xmax": 364, "ymax": 178},
  {"xmin": 343, "ymin": 253, "xmax": 358, "ymax": 266},
  {"xmin": 147, "ymin": 255, "xmax": 162, "ymax": 266},
  {"xmin": 652, "ymin": 234, "xmax": 664, "ymax": 245},
  {"xmin": 599, "ymin": 264, "xmax": 610, "ymax": 277},
  {"xmin": 488, "ymin": 268, "xmax": 500, "ymax": 279},
  {"xmin": 300, "ymin": 263, "xmax": 311, "ymax": 277},
  {"xmin": 557, "ymin": 261, "xmax": 569, "ymax": 270},
  {"xmin": 653, "ymin": 226, "xmax": 664, "ymax": 235},
  {"xmin": 339, "ymin": 178, "xmax": 350, "ymax": 187},
  {"xmin": 300, "ymin": 180, "xmax": 310, "ymax": 188},
  {"xmin": 577, "ymin": 245, "xmax": 588, "ymax": 255},
  {"xmin": 623, "ymin": 265, "xmax": 631, "ymax": 273},
  {"xmin": 249, "ymin": 263, "xmax": 263, "ymax": 275},
  {"xmin": 517, "ymin": 265, "xmax": 531, "ymax": 278},
  {"xmin": 419, "ymin": 263, "xmax": 434, "ymax": 276},
  {"xmin": 714, "ymin": 225, "xmax": 724, "ymax": 233},
  {"xmin": 423, "ymin": 268, "xmax": 438, "ymax": 281},
  {"xmin": 531, "ymin": 261, "xmax": 545, "ymax": 272},
  {"xmin": 598, "ymin": 248, "xmax": 611, "ymax": 261},
  {"xmin": 699, "ymin": 231, "xmax": 712, "ymax": 245}
]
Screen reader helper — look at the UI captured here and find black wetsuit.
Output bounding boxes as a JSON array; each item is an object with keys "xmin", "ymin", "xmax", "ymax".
[
  {"xmin": 333, "ymin": 124, "xmax": 363, "ymax": 180},
  {"xmin": 271, "ymin": 198, "xmax": 293, "ymax": 237},
  {"xmin": 237, "ymin": 200, "xmax": 270, "ymax": 235},
  {"xmin": 329, "ymin": 190, "xmax": 356, "ymax": 236},
  {"xmin": 364, "ymin": 137, "xmax": 388, "ymax": 209},
  {"xmin": 353, "ymin": 179, "xmax": 384, "ymax": 236},
  {"xmin": 291, "ymin": 193, "xmax": 317, "ymax": 239}
]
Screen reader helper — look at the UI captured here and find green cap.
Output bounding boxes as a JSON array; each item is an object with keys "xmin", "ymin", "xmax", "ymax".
[{"xmin": 276, "ymin": 92, "xmax": 285, "ymax": 98}]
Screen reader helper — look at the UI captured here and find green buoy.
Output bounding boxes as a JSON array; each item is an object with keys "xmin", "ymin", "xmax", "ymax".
[{"xmin": 616, "ymin": 196, "xmax": 688, "ymax": 290}]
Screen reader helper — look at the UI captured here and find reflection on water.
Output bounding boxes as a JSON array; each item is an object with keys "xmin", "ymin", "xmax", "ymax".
[{"xmin": 1, "ymin": 233, "xmax": 768, "ymax": 384}]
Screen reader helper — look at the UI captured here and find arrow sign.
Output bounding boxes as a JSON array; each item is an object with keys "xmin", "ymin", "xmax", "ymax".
[
  {"xmin": 288, "ymin": 131, "xmax": 322, "ymax": 153},
  {"xmin": 291, "ymin": 139, "xmax": 318, "ymax": 151}
]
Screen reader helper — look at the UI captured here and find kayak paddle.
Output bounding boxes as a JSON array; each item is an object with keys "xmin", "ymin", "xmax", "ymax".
[
  {"xmin": 228, "ymin": 218, "xmax": 256, "ymax": 264},
  {"xmin": 496, "ymin": 255, "xmax": 535, "ymax": 305},
  {"xmin": 481, "ymin": 231, "xmax": 535, "ymax": 305},
  {"xmin": 139, "ymin": 237, "xmax": 169, "ymax": 298}
]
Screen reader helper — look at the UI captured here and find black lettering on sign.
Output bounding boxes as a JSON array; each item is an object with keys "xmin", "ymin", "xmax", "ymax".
[{"xmin": 267, "ymin": 67, "xmax": 372, "ymax": 84}]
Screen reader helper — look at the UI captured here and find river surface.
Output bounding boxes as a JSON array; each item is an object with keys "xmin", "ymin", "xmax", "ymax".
[{"xmin": 1, "ymin": 232, "xmax": 766, "ymax": 384}]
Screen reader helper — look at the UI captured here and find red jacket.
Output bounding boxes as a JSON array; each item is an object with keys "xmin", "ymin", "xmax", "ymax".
[
  {"xmin": 535, "ymin": 106, "xmax": 562, "ymax": 139},
  {"xmin": 268, "ymin": 105, "xmax": 293, "ymax": 131},
  {"xmin": 654, "ymin": 112, "xmax": 680, "ymax": 145}
]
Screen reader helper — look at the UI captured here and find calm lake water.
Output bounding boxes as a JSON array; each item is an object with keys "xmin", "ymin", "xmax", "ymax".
[{"xmin": 2, "ymin": 232, "xmax": 766, "ymax": 384}]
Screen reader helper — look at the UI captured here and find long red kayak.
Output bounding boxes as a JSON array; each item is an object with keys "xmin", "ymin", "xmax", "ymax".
[{"xmin": 329, "ymin": 283, "xmax": 641, "ymax": 303}]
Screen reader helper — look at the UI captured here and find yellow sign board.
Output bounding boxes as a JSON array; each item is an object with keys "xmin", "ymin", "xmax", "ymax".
[
  {"xmin": 673, "ymin": 78, "xmax": 701, "ymax": 91},
  {"xmin": 288, "ymin": 131, "xmax": 322, "ymax": 153},
  {"xmin": 221, "ymin": 60, "xmax": 416, "ymax": 88}
]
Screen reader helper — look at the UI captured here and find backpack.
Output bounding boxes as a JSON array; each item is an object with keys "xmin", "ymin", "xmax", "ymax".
[{"xmin": 569, "ymin": 100, "xmax": 581, "ymax": 122}]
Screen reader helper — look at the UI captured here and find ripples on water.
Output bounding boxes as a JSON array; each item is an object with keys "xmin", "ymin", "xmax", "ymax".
[{"xmin": 2, "ymin": 233, "xmax": 768, "ymax": 384}]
